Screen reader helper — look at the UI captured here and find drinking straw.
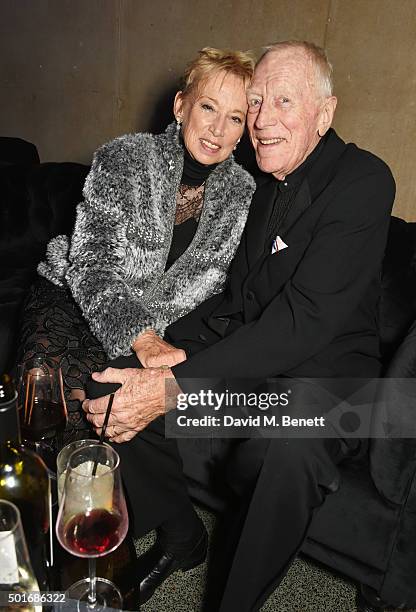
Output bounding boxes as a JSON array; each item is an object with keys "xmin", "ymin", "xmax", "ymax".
[{"xmin": 92, "ymin": 393, "xmax": 114, "ymax": 477}]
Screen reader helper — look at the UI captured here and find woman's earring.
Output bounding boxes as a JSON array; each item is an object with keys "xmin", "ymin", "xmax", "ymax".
[
  {"xmin": 176, "ymin": 118, "xmax": 182, "ymax": 132},
  {"xmin": 234, "ymin": 137, "xmax": 241, "ymax": 151},
  {"xmin": 317, "ymin": 128, "xmax": 323, "ymax": 138}
]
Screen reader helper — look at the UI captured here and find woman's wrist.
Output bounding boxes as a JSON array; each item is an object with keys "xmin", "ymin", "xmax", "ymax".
[{"xmin": 131, "ymin": 329, "xmax": 156, "ymax": 351}]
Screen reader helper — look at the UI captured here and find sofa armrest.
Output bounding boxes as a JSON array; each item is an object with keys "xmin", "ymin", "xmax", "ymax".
[
  {"xmin": 0, "ymin": 137, "xmax": 40, "ymax": 165},
  {"xmin": 370, "ymin": 320, "xmax": 416, "ymax": 504},
  {"xmin": 379, "ymin": 217, "xmax": 416, "ymax": 363}
]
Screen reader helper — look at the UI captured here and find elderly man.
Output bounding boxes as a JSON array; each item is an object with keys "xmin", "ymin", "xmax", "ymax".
[{"xmin": 84, "ymin": 41, "xmax": 395, "ymax": 611}]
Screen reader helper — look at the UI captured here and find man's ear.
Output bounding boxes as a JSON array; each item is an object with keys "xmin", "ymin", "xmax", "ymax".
[
  {"xmin": 173, "ymin": 91, "xmax": 184, "ymax": 122},
  {"xmin": 318, "ymin": 96, "xmax": 337, "ymax": 137}
]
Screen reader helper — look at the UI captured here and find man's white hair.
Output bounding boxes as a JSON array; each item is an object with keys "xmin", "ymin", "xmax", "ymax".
[{"xmin": 261, "ymin": 40, "xmax": 334, "ymax": 99}]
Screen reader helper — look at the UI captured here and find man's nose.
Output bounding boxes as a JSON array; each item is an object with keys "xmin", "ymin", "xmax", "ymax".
[
  {"xmin": 254, "ymin": 101, "xmax": 277, "ymax": 129},
  {"xmin": 209, "ymin": 116, "xmax": 226, "ymax": 137}
]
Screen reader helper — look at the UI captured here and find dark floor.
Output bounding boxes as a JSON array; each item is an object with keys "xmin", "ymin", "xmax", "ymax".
[{"xmin": 134, "ymin": 506, "xmax": 412, "ymax": 612}]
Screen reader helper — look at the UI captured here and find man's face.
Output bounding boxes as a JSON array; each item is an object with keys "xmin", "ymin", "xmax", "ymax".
[{"xmin": 247, "ymin": 49, "xmax": 328, "ymax": 180}]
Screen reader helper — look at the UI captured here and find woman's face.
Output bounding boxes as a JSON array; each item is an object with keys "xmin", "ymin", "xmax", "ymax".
[{"xmin": 174, "ymin": 70, "xmax": 248, "ymax": 165}]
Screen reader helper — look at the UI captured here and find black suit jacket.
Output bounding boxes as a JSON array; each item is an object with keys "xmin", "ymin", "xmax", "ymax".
[{"xmin": 167, "ymin": 129, "xmax": 395, "ymax": 381}]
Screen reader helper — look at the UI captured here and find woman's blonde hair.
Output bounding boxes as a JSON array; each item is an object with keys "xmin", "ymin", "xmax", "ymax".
[{"xmin": 181, "ymin": 47, "xmax": 254, "ymax": 97}]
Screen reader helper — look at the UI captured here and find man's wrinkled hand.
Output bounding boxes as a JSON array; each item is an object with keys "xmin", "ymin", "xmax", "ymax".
[
  {"xmin": 82, "ymin": 366, "xmax": 180, "ymax": 442},
  {"xmin": 132, "ymin": 330, "xmax": 187, "ymax": 368}
]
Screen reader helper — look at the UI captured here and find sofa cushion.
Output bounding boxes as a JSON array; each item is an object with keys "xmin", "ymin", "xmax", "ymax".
[
  {"xmin": 0, "ymin": 161, "xmax": 89, "ymax": 371},
  {"xmin": 306, "ymin": 456, "xmax": 401, "ymax": 573},
  {"xmin": 0, "ymin": 162, "xmax": 89, "ymax": 266},
  {"xmin": 370, "ymin": 320, "xmax": 416, "ymax": 504}
]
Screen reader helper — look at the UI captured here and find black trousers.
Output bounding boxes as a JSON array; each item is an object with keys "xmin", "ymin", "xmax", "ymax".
[{"xmin": 87, "ymin": 357, "xmax": 355, "ymax": 612}]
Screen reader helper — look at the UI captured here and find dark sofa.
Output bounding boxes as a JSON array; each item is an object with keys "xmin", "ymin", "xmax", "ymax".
[
  {"xmin": 2, "ymin": 138, "xmax": 416, "ymax": 611},
  {"xmin": 0, "ymin": 138, "xmax": 89, "ymax": 372}
]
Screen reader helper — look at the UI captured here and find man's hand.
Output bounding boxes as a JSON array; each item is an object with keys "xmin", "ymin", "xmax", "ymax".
[
  {"xmin": 132, "ymin": 330, "xmax": 187, "ymax": 368},
  {"xmin": 82, "ymin": 366, "xmax": 181, "ymax": 443}
]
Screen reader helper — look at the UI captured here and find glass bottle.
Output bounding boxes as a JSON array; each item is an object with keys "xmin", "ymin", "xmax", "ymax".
[{"xmin": 0, "ymin": 373, "xmax": 50, "ymax": 589}]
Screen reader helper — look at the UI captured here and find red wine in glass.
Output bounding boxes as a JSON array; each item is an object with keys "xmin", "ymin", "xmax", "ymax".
[
  {"xmin": 18, "ymin": 364, "xmax": 67, "ymax": 471},
  {"xmin": 20, "ymin": 399, "xmax": 66, "ymax": 441},
  {"xmin": 55, "ymin": 444, "xmax": 129, "ymax": 610},
  {"xmin": 19, "ymin": 400, "xmax": 66, "ymax": 471},
  {"xmin": 62, "ymin": 509, "xmax": 125, "ymax": 556}
]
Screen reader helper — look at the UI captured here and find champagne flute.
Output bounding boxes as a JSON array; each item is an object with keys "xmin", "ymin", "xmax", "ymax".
[
  {"xmin": 55, "ymin": 443, "xmax": 128, "ymax": 610},
  {"xmin": 18, "ymin": 358, "xmax": 67, "ymax": 470}
]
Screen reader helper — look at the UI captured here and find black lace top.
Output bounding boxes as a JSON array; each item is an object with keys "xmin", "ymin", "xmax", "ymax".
[{"xmin": 165, "ymin": 148, "xmax": 218, "ymax": 269}]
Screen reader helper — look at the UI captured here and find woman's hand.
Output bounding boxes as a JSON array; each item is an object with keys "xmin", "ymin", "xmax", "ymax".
[{"xmin": 132, "ymin": 330, "xmax": 187, "ymax": 368}]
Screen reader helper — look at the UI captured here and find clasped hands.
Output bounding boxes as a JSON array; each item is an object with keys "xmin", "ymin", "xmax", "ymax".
[{"xmin": 83, "ymin": 330, "xmax": 185, "ymax": 443}]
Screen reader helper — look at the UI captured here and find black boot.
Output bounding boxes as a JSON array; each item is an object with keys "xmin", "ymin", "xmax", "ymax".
[{"xmin": 138, "ymin": 508, "xmax": 208, "ymax": 605}]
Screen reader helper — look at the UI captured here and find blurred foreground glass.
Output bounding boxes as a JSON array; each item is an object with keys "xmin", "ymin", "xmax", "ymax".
[
  {"xmin": 0, "ymin": 500, "xmax": 41, "ymax": 612},
  {"xmin": 56, "ymin": 443, "xmax": 128, "ymax": 610}
]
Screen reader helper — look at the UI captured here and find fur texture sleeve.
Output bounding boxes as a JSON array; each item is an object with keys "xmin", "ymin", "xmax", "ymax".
[
  {"xmin": 37, "ymin": 235, "xmax": 70, "ymax": 287},
  {"xmin": 65, "ymin": 142, "xmax": 173, "ymax": 358},
  {"xmin": 66, "ymin": 199, "xmax": 169, "ymax": 357}
]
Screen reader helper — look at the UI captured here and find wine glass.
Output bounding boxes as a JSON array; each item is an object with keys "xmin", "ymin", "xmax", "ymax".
[
  {"xmin": 17, "ymin": 357, "xmax": 67, "ymax": 470},
  {"xmin": 0, "ymin": 500, "xmax": 42, "ymax": 612},
  {"xmin": 55, "ymin": 443, "xmax": 129, "ymax": 610}
]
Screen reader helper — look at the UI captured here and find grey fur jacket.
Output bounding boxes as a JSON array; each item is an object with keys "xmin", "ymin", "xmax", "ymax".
[{"xmin": 38, "ymin": 123, "xmax": 256, "ymax": 359}]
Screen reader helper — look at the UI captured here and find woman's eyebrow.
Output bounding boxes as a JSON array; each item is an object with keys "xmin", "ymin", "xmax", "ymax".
[
  {"xmin": 199, "ymin": 95, "xmax": 218, "ymax": 103},
  {"xmin": 200, "ymin": 95, "xmax": 245, "ymax": 115}
]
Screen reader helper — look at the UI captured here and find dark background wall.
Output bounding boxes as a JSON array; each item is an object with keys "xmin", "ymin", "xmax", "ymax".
[{"xmin": 1, "ymin": 0, "xmax": 415, "ymax": 219}]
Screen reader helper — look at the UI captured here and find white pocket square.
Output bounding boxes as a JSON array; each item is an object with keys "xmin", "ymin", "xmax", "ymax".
[{"xmin": 271, "ymin": 235, "xmax": 288, "ymax": 254}]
